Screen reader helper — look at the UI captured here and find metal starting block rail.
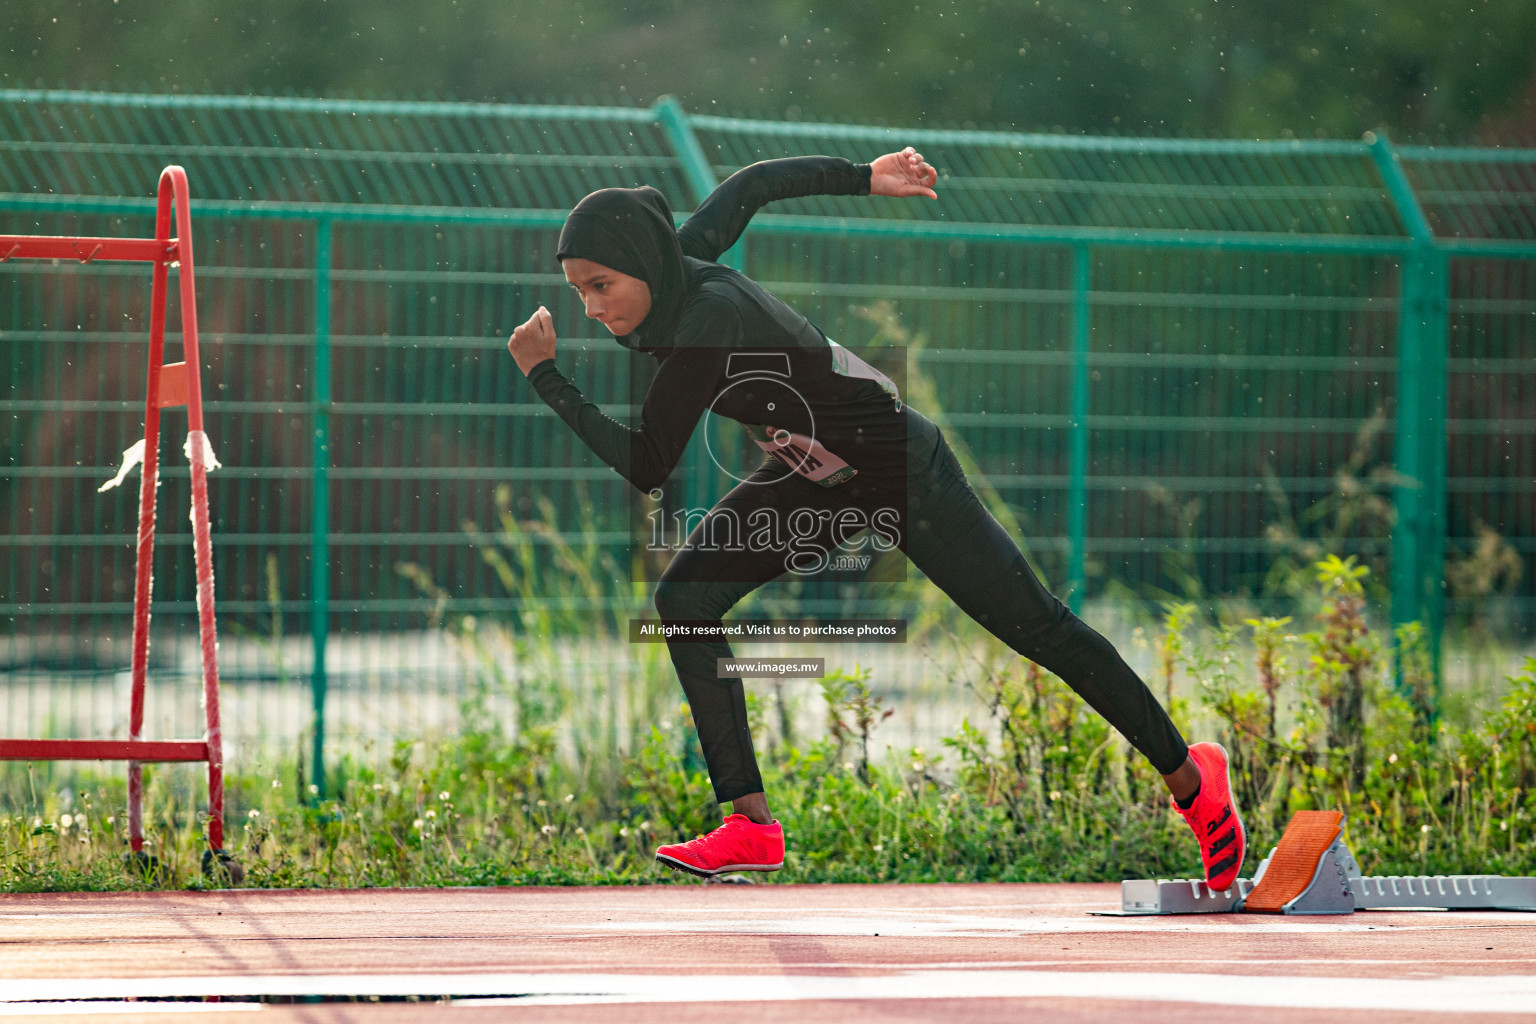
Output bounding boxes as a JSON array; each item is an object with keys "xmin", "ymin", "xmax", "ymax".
[{"xmin": 1106, "ymin": 810, "xmax": 1536, "ymax": 916}]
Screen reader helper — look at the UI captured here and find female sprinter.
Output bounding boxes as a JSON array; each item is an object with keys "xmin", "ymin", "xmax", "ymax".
[{"xmin": 507, "ymin": 149, "xmax": 1245, "ymax": 890}]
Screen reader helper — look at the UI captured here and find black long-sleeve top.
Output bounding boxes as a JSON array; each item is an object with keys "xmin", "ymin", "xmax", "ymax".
[{"xmin": 527, "ymin": 157, "xmax": 910, "ymax": 496}]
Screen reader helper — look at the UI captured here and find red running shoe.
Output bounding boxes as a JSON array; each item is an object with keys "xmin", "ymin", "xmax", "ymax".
[
  {"xmin": 655, "ymin": 814, "xmax": 785, "ymax": 877},
  {"xmin": 1172, "ymin": 741, "xmax": 1246, "ymax": 892}
]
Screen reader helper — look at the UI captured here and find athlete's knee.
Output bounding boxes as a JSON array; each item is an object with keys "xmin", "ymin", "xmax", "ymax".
[
  {"xmin": 1005, "ymin": 599, "xmax": 1088, "ymax": 660},
  {"xmin": 653, "ymin": 578, "xmax": 696, "ymax": 621},
  {"xmin": 654, "ymin": 577, "xmax": 741, "ymax": 622},
  {"xmin": 1022, "ymin": 615, "xmax": 1121, "ymax": 676}
]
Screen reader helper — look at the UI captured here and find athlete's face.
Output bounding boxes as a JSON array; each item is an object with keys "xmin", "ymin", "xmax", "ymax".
[{"xmin": 562, "ymin": 258, "xmax": 653, "ymax": 336}]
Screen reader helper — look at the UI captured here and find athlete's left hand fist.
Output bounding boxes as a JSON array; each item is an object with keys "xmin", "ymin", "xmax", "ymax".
[
  {"xmin": 869, "ymin": 147, "xmax": 938, "ymax": 199},
  {"xmin": 508, "ymin": 305, "xmax": 557, "ymax": 375}
]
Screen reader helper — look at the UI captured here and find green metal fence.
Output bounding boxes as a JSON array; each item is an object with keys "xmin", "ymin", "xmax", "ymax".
[{"xmin": 2, "ymin": 91, "xmax": 1532, "ymax": 782}]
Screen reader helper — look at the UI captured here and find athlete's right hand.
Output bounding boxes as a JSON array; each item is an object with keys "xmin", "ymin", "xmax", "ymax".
[{"xmin": 508, "ymin": 306, "xmax": 556, "ymax": 375}]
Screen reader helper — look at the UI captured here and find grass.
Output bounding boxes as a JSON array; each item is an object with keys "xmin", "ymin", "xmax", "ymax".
[{"xmin": 3, "ymin": 552, "xmax": 1533, "ymax": 892}]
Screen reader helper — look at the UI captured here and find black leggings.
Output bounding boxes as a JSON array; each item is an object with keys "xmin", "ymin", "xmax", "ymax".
[{"xmin": 654, "ymin": 410, "xmax": 1189, "ymax": 803}]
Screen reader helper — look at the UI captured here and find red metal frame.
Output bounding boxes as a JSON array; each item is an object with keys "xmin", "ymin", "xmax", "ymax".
[{"xmin": 0, "ymin": 166, "xmax": 227, "ymax": 858}]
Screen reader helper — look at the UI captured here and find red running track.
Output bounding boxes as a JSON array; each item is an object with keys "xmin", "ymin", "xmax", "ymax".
[{"xmin": 3, "ymin": 882, "xmax": 1534, "ymax": 1022}]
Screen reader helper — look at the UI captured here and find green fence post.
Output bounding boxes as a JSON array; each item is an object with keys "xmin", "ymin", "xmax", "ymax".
[
  {"xmin": 654, "ymin": 98, "xmax": 717, "ymax": 219},
  {"xmin": 1419, "ymin": 252, "xmax": 1448, "ymax": 675},
  {"xmin": 1392, "ymin": 250, "xmax": 1449, "ymax": 672},
  {"xmin": 1067, "ymin": 245, "xmax": 1091, "ymax": 613},
  {"xmin": 654, "ymin": 95, "xmax": 729, "ymax": 523},
  {"xmin": 310, "ymin": 217, "xmax": 332, "ymax": 802},
  {"xmin": 1370, "ymin": 132, "xmax": 1449, "ymax": 684}
]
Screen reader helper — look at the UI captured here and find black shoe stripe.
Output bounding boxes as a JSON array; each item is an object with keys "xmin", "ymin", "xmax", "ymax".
[
  {"xmin": 654, "ymin": 853, "xmax": 716, "ymax": 878},
  {"xmin": 1207, "ymin": 849, "xmax": 1240, "ymax": 879},
  {"xmin": 1205, "ymin": 805, "xmax": 1231, "ymax": 837},
  {"xmin": 1207, "ymin": 828, "xmax": 1236, "ymax": 857}
]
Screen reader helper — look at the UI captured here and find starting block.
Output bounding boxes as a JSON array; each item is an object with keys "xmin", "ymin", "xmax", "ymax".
[{"xmin": 1107, "ymin": 810, "xmax": 1536, "ymax": 916}]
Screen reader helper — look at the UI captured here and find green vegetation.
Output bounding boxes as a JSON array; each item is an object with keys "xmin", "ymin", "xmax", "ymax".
[{"xmin": 4, "ymin": 553, "xmax": 1532, "ymax": 893}]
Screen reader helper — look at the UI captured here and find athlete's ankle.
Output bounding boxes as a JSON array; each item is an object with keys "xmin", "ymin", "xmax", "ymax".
[
  {"xmin": 730, "ymin": 792, "xmax": 773, "ymax": 825},
  {"xmin": 1162, "ymin": 754, "xmax": 1202, "ymax": 806}
]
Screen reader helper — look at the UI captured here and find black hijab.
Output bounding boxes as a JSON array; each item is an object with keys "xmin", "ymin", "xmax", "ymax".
[{"xmin": 556, "ymin": 186, "xmax": 688, "ymax": 354}]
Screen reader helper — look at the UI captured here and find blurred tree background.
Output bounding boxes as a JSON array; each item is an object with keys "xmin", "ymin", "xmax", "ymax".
[{"xmin": 4, "ymin": 0, "xmax": 1534, "ymax": 141}]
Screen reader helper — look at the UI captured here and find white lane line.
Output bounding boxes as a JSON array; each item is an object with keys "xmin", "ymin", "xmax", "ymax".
[
  {"xmin": 5, "ymin": 971, "xmax": 1536, "ymax": 1014},
  {"xmin": 0, "ymin": 1005, "xmax": 259, "ymax": 1017},
  {"xmin": 0, "ymin": 915, "xmax": 167, "ymax": 920},
  {"xmin": 578, "ymin": 912, "xmax": 1516, "ymax": 936}
]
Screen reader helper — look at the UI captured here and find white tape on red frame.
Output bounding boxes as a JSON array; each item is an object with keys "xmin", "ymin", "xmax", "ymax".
[{"xmin": 97, "ymin": 432, "xmax": 221, "ymax": 494}]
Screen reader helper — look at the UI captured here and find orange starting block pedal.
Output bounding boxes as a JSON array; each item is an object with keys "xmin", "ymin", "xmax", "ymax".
[{"xmin": 1242, "ymin": 809, "xmax": 1355, "ymax": 914}]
